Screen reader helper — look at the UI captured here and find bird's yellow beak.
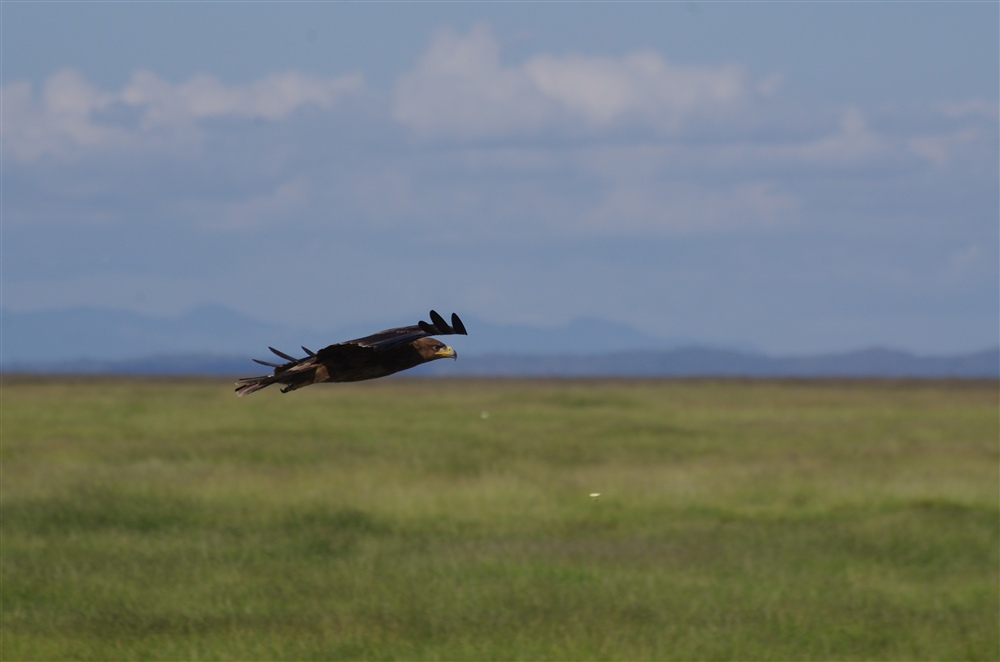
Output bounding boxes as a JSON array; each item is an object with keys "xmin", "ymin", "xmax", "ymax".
[{"xmin": 435, "ymin": 345, "xmax": 457, "ymax": 360}]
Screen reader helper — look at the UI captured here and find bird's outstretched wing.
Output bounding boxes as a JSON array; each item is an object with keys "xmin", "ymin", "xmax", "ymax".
[{"xmin": 332, "ymin": 310, "xmax": 467, "ymax": 352}]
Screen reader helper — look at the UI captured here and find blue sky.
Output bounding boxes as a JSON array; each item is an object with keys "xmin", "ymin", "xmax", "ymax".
[{"xmin": 3, "ymin": 1, "xmax": 998, "ymax": 354}]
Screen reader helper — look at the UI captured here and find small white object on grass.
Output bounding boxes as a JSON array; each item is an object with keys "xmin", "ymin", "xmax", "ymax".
[
  {"xmin": 480, "ymin": 410, "xmax": 489, "ymax": 419},
  {"xmin": 590, "ymin": 492, "xmax": 601, "ymax": 501}
]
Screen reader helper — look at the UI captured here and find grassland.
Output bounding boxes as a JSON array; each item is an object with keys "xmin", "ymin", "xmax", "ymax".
[{"xmin": 2, "ymin": 376, "xmax": 997, "ymax": 660}]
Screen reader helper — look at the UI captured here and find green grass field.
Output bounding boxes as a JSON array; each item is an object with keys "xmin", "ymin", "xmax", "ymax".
[{"xmin": 2, "ymin": 376, "xmax": 997, "ymax": 660}]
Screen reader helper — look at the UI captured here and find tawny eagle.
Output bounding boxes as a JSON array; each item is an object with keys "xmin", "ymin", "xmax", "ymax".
[{"xmin": 235, "ymin": 310, "xmax": 467, "ymax": 396}]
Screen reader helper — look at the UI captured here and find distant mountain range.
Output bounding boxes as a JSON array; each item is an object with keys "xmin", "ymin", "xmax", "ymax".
[
  {"xmin": 2, "ymin": 306, "xmax": 997, "ymax": 378},
  {"xmin": 2, "ymin": 305, "xmax": 692, "ymax": 362}
]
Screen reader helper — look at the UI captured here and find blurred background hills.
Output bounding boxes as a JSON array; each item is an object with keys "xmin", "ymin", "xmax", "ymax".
[{"xmin": 4, "ymin": 306, "xmax": 995, "ymax": 378}]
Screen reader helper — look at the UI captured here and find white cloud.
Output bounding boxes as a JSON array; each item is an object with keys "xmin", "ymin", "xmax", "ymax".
[
  {"xmin": 121, "ymin": 69, "xmax": 363, "ymax": 128},
  {"xmin": 393, "ymin": 24, "xmax": 552, "ymax": 138},
  {"xmin": 784, "ymin": 107, "xmax": 887, "ymax": 165},
  {"xmin": 907, "ymin": 127, "xmax": 987, "ymax": 166},
  {"xmin": 2, "ymin": 69, "xmax": 364, "ymax": 161},
  {"xmin": 3, "ymin": 71, "xmax": 132, "ymax": 160},
  {"xmin": 469, "ymin": 143, "xmax": 801, "ymax": 237},
  {"xmin": 524, "ymin": 51, "xmax": 747, "ymax": 130},
  {"xmin": 393, "ymin": 24, "xmax": 761, "ymax": 138}
]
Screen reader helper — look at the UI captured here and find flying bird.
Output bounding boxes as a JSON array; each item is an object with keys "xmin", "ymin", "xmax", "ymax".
[{"xmin": 235, "ymin": 310, "xmax": 467, "ymax": 396}]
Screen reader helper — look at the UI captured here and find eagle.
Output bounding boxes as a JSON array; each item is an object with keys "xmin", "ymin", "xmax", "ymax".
[{"xmin": 235, "ymin": 310, "xmax": 467, "ymax": 397}]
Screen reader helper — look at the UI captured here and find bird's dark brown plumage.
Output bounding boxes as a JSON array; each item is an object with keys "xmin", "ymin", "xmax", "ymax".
[{"xmin": 235, "ymin": 311, "xmax": 467, "ymax": 396}]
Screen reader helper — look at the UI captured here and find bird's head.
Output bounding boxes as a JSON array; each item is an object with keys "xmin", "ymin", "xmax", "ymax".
[{"xmin": 413, "ymin": 337, "xmax": 457, "ymax": 362}]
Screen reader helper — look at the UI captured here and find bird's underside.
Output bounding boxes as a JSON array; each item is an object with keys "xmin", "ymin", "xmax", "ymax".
[{"xmin": 235, "ymin": 310, "xmax": 467, "ymax": 396}]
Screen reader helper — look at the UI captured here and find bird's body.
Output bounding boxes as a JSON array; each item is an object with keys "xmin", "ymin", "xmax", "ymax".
[{"xmin": 235, "ymin": 310, "xmax": 466, "ymax": 396}]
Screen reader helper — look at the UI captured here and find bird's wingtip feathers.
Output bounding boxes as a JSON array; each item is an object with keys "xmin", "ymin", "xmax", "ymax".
[
  {"xmin": 424, "ymin": 310, "xmax": 467, "ymax": 335},
  {"xmin": 418, "ymin": 320, "xmax": 436, "ymax": 335},
  {"xmin": 268, "ymin": 346, "xmax": 298, "ymax": 361},
  {"xmin": 429, "ymin": 310, "xmax": 448, "ymax": 332},
  {"xmin": 451, "ymin": 313, "xmax": 467, "ymax": 335}
]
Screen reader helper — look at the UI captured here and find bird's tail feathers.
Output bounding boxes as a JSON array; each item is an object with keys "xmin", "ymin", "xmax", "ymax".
[{"xmin": 235, "ymin": 375, "xmax": 274, "ymax": 397}]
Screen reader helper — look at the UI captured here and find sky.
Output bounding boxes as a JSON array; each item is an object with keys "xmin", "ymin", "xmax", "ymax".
[{"xmin": 3, "ymin": 1, "xmax": 998, "ymax": 355}]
